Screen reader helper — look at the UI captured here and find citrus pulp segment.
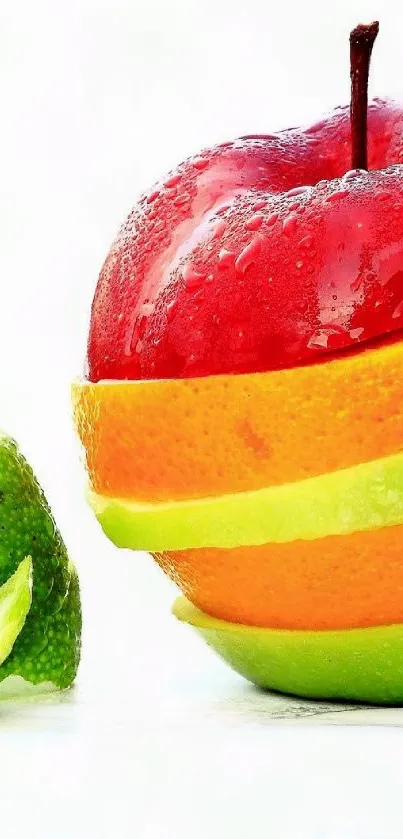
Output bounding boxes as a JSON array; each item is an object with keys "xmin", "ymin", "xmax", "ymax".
[{"xmin": 157, "ymin": 523, "xmax": 403, "ymax": 629}]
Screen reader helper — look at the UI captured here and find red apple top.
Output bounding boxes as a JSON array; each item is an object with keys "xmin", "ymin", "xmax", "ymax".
[{"xmin": 87, "ymin": 23, "xmax": 403, "ymax": 381}]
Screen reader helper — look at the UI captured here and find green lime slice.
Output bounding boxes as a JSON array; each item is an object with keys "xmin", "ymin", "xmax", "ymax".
[
  {"xmin": 0, "ymin": 556, "xmax": 32, "ymax": 666},
  {"xmin": 0, "ymin": 435, "xmax": 81, "ymax": 690},
  {"xmin": 173, "ymin": 596, "xmax": 403, "ymax": 705},
  {"xmin": 90, "ymin": 449, "xmax": 403, "ymax": 551}
]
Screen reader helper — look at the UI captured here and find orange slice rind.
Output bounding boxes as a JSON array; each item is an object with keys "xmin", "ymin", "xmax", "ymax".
[
  {"xmin": 158, "ymin": 523, "xmax": 403, "ymax": 630},
  {"xmin": 73, "ymin": 338, "xmax": 403, "ymax": 502}
]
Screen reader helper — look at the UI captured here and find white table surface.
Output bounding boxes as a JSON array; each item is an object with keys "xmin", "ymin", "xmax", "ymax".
[
  {"xmin": 3, "ymin": 1, "xmax": 403, "ymax": 836},
  {"xmin": 2, "ymin": 502, "xmax": 403, "ymax": 839}
]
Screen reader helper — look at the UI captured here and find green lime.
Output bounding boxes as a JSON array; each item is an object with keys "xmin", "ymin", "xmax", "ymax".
[{"xmin": 0, "ymin": 435, "xmax": 81, "ymax": 689}]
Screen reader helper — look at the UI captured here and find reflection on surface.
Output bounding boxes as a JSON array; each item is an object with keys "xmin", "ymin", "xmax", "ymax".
[{"xmin": 0, "ymin": 675, "xmax": 61, "ymax": 699}]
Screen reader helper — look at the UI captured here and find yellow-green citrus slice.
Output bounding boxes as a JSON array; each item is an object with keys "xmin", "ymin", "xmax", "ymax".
[
  {"xmin": 0, "ymin": 557, "xmax": 32, "ymax": 667},
  {"xmin": 173, "ymin": 596, "xmax": 403, "ymax": 704},
  {"xmin": 89, "ymin": 449, "xmax": 403, "ymax": 551}
]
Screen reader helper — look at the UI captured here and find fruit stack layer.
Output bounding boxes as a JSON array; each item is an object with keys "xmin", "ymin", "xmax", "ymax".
[
  {"xmin": 74, "ymin": 98, "xmax": 403, "ymax": 702},
  {"xmin": 73, "ymin": 333, "xmax": 403, "ymax": 703}
]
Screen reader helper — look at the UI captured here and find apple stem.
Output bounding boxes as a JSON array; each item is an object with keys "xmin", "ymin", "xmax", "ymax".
[{"xmin": 349, "ymin": 21, "xmax": 379, "ymax": 170}]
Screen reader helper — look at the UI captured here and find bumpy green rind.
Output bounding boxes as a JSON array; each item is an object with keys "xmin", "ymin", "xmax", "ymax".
[
  {"xmin": 0, "ymin": 557, "xmax": 32, "ymax": 666},
  {"xmin": 90, "ymin": 450, "xmax": 403, "ymax": 551},
  {"xmin": 173, "ymin": 596, "xmax": 403, "ymax": 705},
  {"xmin": 0, "ymin": 436, "xmax": 81, "ymax": 689}
]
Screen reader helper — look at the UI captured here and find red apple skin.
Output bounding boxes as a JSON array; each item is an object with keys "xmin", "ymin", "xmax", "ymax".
[{"xmin": 87, "ymin": 98, "xmax": 403, "ymax": 381}]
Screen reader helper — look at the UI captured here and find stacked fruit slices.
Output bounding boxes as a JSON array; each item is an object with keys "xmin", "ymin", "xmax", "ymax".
[{"xmin": 73, "ymin": 333, "xmax": 403, "ymax": 704}]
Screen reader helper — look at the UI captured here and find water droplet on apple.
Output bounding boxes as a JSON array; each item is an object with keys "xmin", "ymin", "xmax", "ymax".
[
  {"xmin": 182, "ymin": 264, "xmax": 205, "ymax": 290},
  {"xmin": 299, "ymin": 235, "xmax": 314, "ymax": 249},
  {"xmin": 282, "ymin": 213, "xmax": 298, "ymax": 237},
  {"xmin": 343, "ymin": 169, "xmax": 366, "ymax": 180},
  {"xmin": 192, "ymin": 157, "xmax": 210, "ymax": 170},
  {"xmin": 326, "ymin": 189, "xmax": 349, "ymax": 202},
  {"xmin": 212, "ymin": 219, "xmax": 227, "ymax": 238},
  {"xmin": 307, "ymin": 324, "xmax": 349, "ymax": 351},
  {"xmin": 218, "ymin": 249, "xmax": 235, "ymax": 269},
  {"xmin": 216, "ymin": 203, "xmax": 232, "ymax": 216},
  {"xmin": 350, "ymin": 273, "xmax": 364, "ymax": 292},
  {"xmin": 246, "ymin": 213, "xmax": 264, "ymax": 231},
  {"xmin": 305, "ymin": 118, "xmax": 328, "ymax": 135},
  {"xmin": 166, "ymin": 300, "xmax": 177, "ymax": 321},
  {"xmin": 253, "ymin": 200, "xmax": 267, "ymax": 211},
  {"xmin": 174, "ymin": 193, "xmax": 191, "ymax": 206},
  {"xmin": 295, "ymin": 260, "xmax": 304, "ymax": 269},
  {"xmin": 141, "ymin": 302, "xmax": 155, "ymax": 316},
  {"xmin": 349, "ymin": 327, "xmax": 364, "ymax": 339},
  {"xmin": 351, "ymin": 269, "xmax": 375, "ymax": 293},
  {"xmin": 285, "ymin": 186, "xmax": 311, "ymax": 198},
  {"xmin": 266, "ymin": 212, "xmax": 279, "ymax": 226},
  {"xmin": 164, "ymin": 174, "xmax": 181, "ymax": 188},
  {"xmin": 235, "ymin": 237, "xmax": 261, "ymax": 274},
  {"xmin": 393, "ymin": 300, "xmax": 403, "ymax": 319},
  {"xmin": 308, "ymin": 331, "xmax": 329, "ymax": 350}
]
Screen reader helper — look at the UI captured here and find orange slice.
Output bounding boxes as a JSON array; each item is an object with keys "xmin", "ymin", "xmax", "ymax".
[
  {"xmin": 154, "ymin": 523, "xmax": 403, "ymax": 630},
  {"xmin": 73, "ymin": 339, "xmax": 403, "ymax": 502}
]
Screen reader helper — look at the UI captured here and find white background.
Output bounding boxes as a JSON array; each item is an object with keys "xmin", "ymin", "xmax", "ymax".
[{"xmin": 2, "ymin": 1, "xmax": 403, "ymax": 837}]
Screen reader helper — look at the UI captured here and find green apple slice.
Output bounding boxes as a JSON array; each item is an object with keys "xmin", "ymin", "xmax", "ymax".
[
  {"xmin": 89, "ymin": 449, "xmax": 403, "ymax": 551},
  {"xmin": 173, "ymin": 595, "xmax": 403, "ymax": 704},
  {"xmin": 0, "ymin": 557, "xmax": 32, "ymax": 667}
]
